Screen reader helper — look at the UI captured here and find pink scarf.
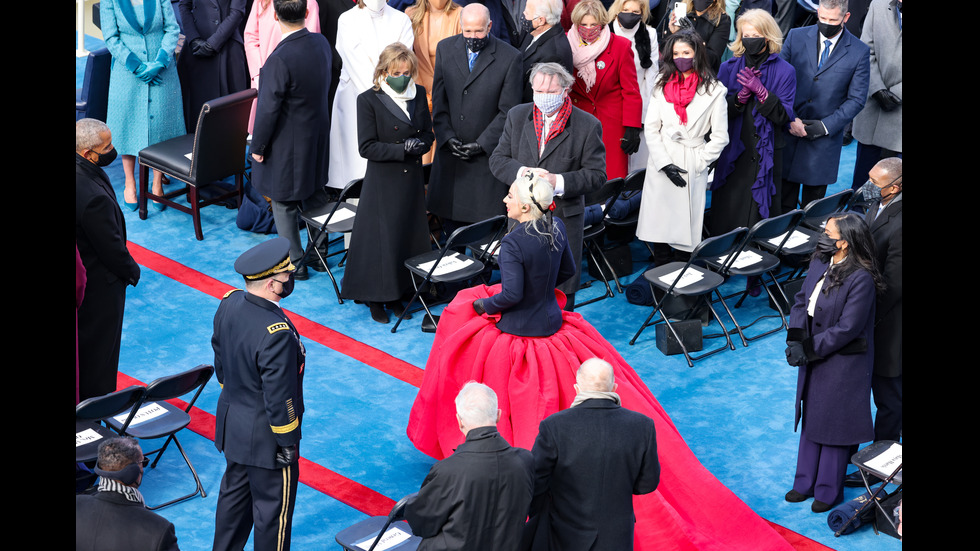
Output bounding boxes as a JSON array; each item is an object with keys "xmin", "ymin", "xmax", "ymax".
[{"xmin": 568, "ymin": 24, "xmax": 611, "ymax": 92}]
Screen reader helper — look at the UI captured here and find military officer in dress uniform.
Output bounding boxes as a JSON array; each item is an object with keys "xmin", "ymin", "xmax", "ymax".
[{"xmin": 211, "ymin": 237, "xmax": 306, "ymax": 551}]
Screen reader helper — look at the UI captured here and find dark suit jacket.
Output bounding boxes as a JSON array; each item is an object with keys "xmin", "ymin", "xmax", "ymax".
[
  {"xmin": 405, "ymin": 426, "xmax": 534, "ymax": 551},
  {"xmin": 781, "ymin": 25, "xmax": 870, "ymax": 186},
  {"xmin": 428, "ymin": 33, "xmax": 524, "ymax": 223},
  {"xmin": 489, "ymin": 102, "xmax": 606, "ymax": 293},
  {"xmin": 251, "ymin": 28, "xmax": 332, "ymax": 201},
  {"xmin": 865, "ymin": 194, "xmax": 902, "ymax": 377},
  {"xmin": 483, "ymin": 218, "xmax": 576, "ymax": 336},
  {"xmin": 529, "ymin": 399, "xmax": 660, "ymax": 551},
  {"xmin": 518, "ymin": 25, "xmax": 574, "ymax": 102},
  {"xmin": 212, "ymin": 290, "xmax": 305, "ymax": 469},
  {"xmin": 76, "ymin": 491, "xmax": 180, "ymax": 551}
]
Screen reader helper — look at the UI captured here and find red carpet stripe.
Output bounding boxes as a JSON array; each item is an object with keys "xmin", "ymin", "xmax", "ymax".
[
  {"xmin": 117, "ymin": 373, "xmax": 396, "ymax": 517},
  {"xmin": 126, "ymin": 241, "xmax": 424, "ymax": 388}
]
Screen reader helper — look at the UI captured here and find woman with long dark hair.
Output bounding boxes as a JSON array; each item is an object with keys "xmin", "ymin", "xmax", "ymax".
[
  {"xmin": 785, "ymin": 211, "xmax": 883, "ymax": 512},
  {"xmin": 635, "ymin": 30, "xmax": 728, "ymax": 265}
]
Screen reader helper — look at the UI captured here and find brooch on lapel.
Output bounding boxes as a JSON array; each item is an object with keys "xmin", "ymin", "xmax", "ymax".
[{"xmin": 597, "ymin": 61, "xmax": 606, "ymax": 70}]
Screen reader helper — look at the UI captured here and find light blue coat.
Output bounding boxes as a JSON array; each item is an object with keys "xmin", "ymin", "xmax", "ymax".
[{"xmin": 103, "ymin": 0, "xmax": 185, "ymax": 155}]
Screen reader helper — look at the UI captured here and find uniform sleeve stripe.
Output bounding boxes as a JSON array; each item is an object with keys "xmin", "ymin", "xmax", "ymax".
[{"xmin": 270, "ymin": 418, "xmax": 300, "ymax": 434}]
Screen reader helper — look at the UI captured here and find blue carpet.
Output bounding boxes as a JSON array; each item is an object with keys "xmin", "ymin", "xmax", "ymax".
[{"xmin": 77, "ymin": 32, "xmax": 900, "ymax": 550}]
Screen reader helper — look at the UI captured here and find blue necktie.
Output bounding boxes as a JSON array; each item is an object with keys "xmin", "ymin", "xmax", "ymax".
[
  {"xmin": 468, "ymin": 51, "xmax": 478, "ymax": 71},
  {"xmin": 817, "ymin": 39, "xmax": 832, "ymax": 69}
]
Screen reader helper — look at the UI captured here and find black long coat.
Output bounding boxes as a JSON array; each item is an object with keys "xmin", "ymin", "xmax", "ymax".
[
  {"xmin": 76, "ymin": 491, "xmax": 179, "ymax": 551},
  {"xmin": 176, "ymin": 0, "xmax": 250, "ymax": 132},
  {"xmin": 251, "ymin": 28, "xmax": 332, "ymax": 202},
  {"xmin": 528, "ymin": 399, "xmax": 660, "ymax": 551},
  {"xmin": 865, "ymin": 195, "xmax": 902, "ymax": 377},
  {"xmin": 340, "ymin": 85, "xmax": 434, "ymax": 303},
  {"xmin": 428, "ymin": 33, "xmax": 524, "ymax": 223},
  {"xmin": 517, "ymin": 25, "xmax": 574, "ymax": 103}
]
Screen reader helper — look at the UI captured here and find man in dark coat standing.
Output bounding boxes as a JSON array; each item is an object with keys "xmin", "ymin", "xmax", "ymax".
[
  {"xmin": 251, "ymin": 0, "xmax": 332, "ymax": 279},
  {"xmin": 780, "ymin": 0, "xmax": 869, "ymax": 212},
  {"xmin": 75, "ymin": 118, "xmax": 141, "ymax": 402},
  {"xmin": 489, "ymin": 62, "xmax": 606, "ymax": 309},
  {"xmin": 405, "ymin": 382, "xmax": 534, "ymax": 551},
  {"xmin": 526, "ymin": 358, "xmax": 660, "ymax": 551},
  {"xmin": 76, "ymin": 437, "xmax": 180, "ymax": 551},
  {"xmin": 516, "ymin": 0, "xmax": 574, "ymax": 102},
  {"xmin": 176, "ymin": 0, "xmax": 250, "ymax": 133},
  {"xmin": 428, "ymin": 3, "xmax": 524, "ymax": 233},
  {"xmin": 212, "ymin": 237, "xmax": 306, "ymax": 551}
]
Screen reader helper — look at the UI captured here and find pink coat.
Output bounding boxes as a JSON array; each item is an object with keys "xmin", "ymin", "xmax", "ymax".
[{"xmin": 244, "ymin": 0, "xmax": 322, "ymax": 132}]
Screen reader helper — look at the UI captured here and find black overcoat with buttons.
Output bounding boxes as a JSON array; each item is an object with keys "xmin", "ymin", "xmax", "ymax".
[{"xmin": 341, "ymin": 85, "xmax": 434, "ymax": 303}]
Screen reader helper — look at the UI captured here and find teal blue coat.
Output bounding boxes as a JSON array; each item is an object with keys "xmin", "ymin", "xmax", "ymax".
[{"xmin": 102, "ymin": 0, "xmax": 185, "ymax": 155}]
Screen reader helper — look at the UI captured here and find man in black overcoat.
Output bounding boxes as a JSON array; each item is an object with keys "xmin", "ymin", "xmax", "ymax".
[
  {"xmin": 75, "ymin": 118, "xmax": 141, "ymax": 402},
  {"xmin": 76, "ymin": 437, "xmax": 180, "ymax": 551},
  {"xmin": 516, "ymin": 0, "xmax": 573, "ymax": 102},
  {"xmin": 526, "ymin": 358, "xmax": 660, "ymax": 551},
  {"xmin": 428, "ymin": 3, "xmax": 524, "ymax": 232},
  {"xmin": 405, "ymin": 382, "xmax": 534, "ymax": 551},
  {"xmin": 211, "ymin": 237, "xmax": 306, "ymax": 551},
  {"xmin": 489, "ymin": 62, "xmax": 606, "ymax": 309},
  {"xmin": 251, "ymin": 0, "xmax": 332, "ymax": 279}
]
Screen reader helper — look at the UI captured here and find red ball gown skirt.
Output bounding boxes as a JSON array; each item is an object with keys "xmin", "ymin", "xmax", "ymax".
[{"xmin": 407, "ymin": 285, "xmax": 794, "ymax": 550}]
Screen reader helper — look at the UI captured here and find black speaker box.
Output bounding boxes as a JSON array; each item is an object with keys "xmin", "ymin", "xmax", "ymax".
[{"xmin": 655, "ymin": 319, "xmax": 703, "ymax": 356}]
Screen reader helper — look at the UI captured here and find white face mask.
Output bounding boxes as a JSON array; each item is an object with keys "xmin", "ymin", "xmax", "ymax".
[
  {"xmin": 533, "ymin": 92, "xmax": 565, "ymax": 115},
  {"xmin": 363, "ymin": 0, "xmax": 385, "ymax": 11}
]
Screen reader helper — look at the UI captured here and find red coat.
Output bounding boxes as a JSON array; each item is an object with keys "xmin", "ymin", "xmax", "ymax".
[{"xmin": 569, "ymin": 34, "xmax": 643, "ymax": 179}]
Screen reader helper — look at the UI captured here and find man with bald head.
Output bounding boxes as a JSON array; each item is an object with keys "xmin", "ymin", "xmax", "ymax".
[
  {"xmin": 526, "ymin": 358, "xmax": 660, "ymax": 550},
  {"xmin": 428, "ymin": 3, "xmax": 523, "ymax": 237},
  {"xmin": 405, "ymin": 382, "xmax": 534, "ymax": 550}
]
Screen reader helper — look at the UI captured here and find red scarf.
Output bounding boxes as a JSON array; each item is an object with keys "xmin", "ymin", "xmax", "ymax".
[
  {"xmin": 663, "ymin": 72, "xmax": 700, "ymax": 125},
  {"xmin": 533, "ymin": 97, "xmax": 573, "ymax": 156}
]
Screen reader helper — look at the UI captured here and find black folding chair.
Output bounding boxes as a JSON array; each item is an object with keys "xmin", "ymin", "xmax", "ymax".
[
  {"xmin": 800, "ymin": 189, "xmax": 854, "ymax": 231},
  {"xmin": 705, "ymin": 210, "xmax": 806, "ymax": 345},
  {"xmin": 629, "ymin": 228, "xmax": 748, "ymax": 367},
  {"xmin": 107, "ymin": 364, "xmax": 214, "ymax": 510},
  {"xmin": 298, "ymin": 178, "xmax": 363, "ymax": 303},
  {"xmin": 392, "ymin": 215, "xmax": 508, "ymax": 333},
  {"xmin": 76, "ymin": 386, "xmax": 146, "ymax": 465},
  {"xmin": 335, "ymin": 494, "xmax": 420, "ymax": 551},
  {"xmin": 578, "ymin": 177, "xmax": 626, "ymax": 307},
  {"xmin": 835, "ymin": 441, "xmax": 903, "ymax": 537}
]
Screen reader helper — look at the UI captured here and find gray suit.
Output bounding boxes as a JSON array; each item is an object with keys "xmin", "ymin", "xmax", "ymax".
[
  {"xmin": 428, "ymin": 33, "xmax": 524, "ymax": 224},
  {"xmin": 489, "ymin": 103, "xmax": 606, "ymax": 295},
  {"xmin": 852, "ymin": 0, "xmax": 902, "ymax": 153}
]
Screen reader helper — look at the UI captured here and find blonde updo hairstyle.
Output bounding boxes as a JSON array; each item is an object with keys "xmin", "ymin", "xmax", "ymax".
[{"xmin": 513, "ymin": 173, "xmax": 564, "ymax": 250}]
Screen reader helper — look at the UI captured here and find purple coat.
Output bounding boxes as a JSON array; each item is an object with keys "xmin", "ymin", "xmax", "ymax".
[
  {"xmin": 787, "ymin": 257, "xmax": 875, "ymax": 446},
  {"xmin": 712, "ymin": 52, "xmax": 796, "ymax": 218}
]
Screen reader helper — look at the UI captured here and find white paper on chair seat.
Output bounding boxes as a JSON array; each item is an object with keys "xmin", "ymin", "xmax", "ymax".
[
  {"xmin": 418, "ymin": 252, "xmax": 474, "ymax": 276},
  {"xmin": 865, "ymin": 443, "xmax": 902, "ymax": 477},
  {"xmin": 768, "ymin": 230, "xmax": 809, "ymax": 249},
  {"xmin": 477, "ymin": 240, "xmax": 500, "ymax": 257},
  {"xmin": 185, "ymin": 153, "xmax": 193, "ymax": 161},
  {"xmin": 113, "ymin": 402, "xmax": 168, "ymax": 426},
  {"xmin": 718, "ymin": 250, "xmax": 763, "ymax": 269},
  {"xmin": 355, "ymin": 525, "xmax": 410, "ymax": 550},
  {"xmin": 659, "ymin": 268, "xmax": 704, "ymax": 288},
  {"xmin": 77, "ymin": 428, "xmax": 103, "ymax": 447},
  {"xmin": 314, "ymin": 207, "xmax": 354, "ymax": 225}
]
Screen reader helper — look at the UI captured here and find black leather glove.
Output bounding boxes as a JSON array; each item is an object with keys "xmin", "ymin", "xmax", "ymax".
[
  {"xmin": 621, "ymin": 126, "xmax": 641, "ymax": 155},
  {"xmin": 785, "ymin": 341, "xmax": 807, "ymax": 367},
  {"xmin": 661, "ymin": 164, "xmax": 688, "ymax": 188},
  {"xmin": 801, "ymin": 119, "xmax": 827, "ymax": 140},
  {"xmin": 872, "ymin": 89, "xmax": 901, "ymax": 112},
  {"xmin": 458, "ymin": 142, "xmax": 483, "ymax": 159},
  {"xmin": 275, "ymin": 445, "xmax": 298, "ymax": 468},
  {"xmin": 191, "ymin": 38, "xmax": 217, "ymax": 57},
  {"xmin": 447, "ymin": 137, "xmax": 469, "ymax": 159},
  {"xmin": 472, "ymin": 298, "xmax": 486, "ymax": 315},
  {"xmin": 404, "ymin": 137, "xmax": 426, "ymax": 156}
]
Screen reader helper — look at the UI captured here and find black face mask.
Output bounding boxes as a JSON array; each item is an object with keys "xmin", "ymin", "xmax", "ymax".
[
  {"xmin": 693, "ymin": 0, "xmax": 713, "ymax": 12},
  {"xmin": 94, "ymin": 147, "xmax": 118, "ymax": 167},
  {"xmin": 741, "ymin": 37, "xmax": 767, "ymax": 55},
  {"xmin": 617, "ymin": 12, "xmax": 642, "ymax": 29},
  {"xmin": 818, "ymin": 21, "xmax": 842, "ymax": 38},
  {"xmin": 465, "ymin": 34, "xmax": 490, "ymax": 53},
  {"xmin": 521, "ymin": 14, "xmax": 537, "ymax": 34},
  {"xmin": 273, "ymin": 272, "xmax": 295, "ymax": 299},
  {"xmin": 816, "ymin": 233, "xmax": 840, "ymax": 260}
]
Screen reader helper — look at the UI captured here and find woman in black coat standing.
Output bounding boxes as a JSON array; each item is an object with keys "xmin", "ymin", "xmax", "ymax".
[
  {"xmin": 784, "ymin": 212, "xmax": 883, "ymax": 513},
  {"xmin": 657, "ymin": 0, "xmax": 731, "ymax": 73},
  {"xmin": 341, "ymin": 43, "xmax": 435, "ymax": 324}
]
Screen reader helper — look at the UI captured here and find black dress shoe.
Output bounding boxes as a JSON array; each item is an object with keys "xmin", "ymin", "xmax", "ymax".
[
  {"xmin": 293, "ymin": 265, "xmax": 309, "ymax": 281},
  {"xmin": 811, "ymin": 499, "xmax": 835, "ymax": 513},
  {"xmin": 844, "ymin": 470, "xmax": 882, "ymax": 487},
  {"xmin": 306, "ymin": 257, "xmax": 328, "ymax": 272},
  {"xmin": 369, "ymin": 302, "xmax": 389, "ymax": 324},
  {"xmin": 421, "ymin": 314, "xmax": 439, "ymax": 333},
  {"xmin": 385, "ymin": 301, "xmax": 410, "ymax": 320},
  {"xmin": 784, "ymin": 489, "xmax": 810, "ymax": 503}
]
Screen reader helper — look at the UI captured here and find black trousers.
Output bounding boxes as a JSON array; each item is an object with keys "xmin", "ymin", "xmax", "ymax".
[
  {"xmin": 781, "ymin": 180, "xmax": 827, "ymax": 214},
  {"xmin": 213, "ymin": 458, "xmax": 299, "ymax": 551},
  {"xmin": 872, "ymin": 372, "xmax": 902, "ymax": 442}
]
